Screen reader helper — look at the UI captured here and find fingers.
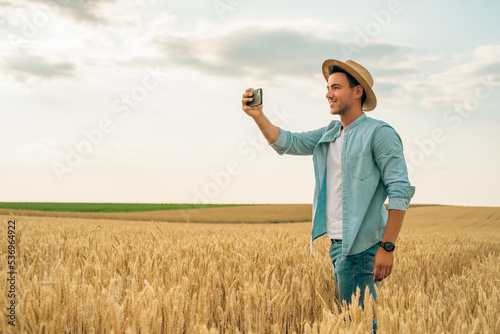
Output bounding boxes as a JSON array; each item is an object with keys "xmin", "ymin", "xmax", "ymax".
[
  {"xmin": 373, "ymin": 265, "xmax": 392, "ymax": 282},
  {"xmin": 379, "ymin": 268, "xmax": 387, "ymax": 281},
  {"xmin": 243, "ymin": 88, "xmax": 254, "ymax": 98},
  {"xmin": 373, "ymin": 269, "xmax": 383, "ymax": 282},
  {"xmin": 372, "ymin": 265, "xmax": 380, "ymax": 282},
  {"xmin": 242, "ymin": 88, "xmax": 254, "ymax": 105}
]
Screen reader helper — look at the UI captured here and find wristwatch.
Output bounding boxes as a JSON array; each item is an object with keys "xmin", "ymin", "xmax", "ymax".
[{"xmin": 380, "ymin": 241, "xmax": 395, "ymax": 252}]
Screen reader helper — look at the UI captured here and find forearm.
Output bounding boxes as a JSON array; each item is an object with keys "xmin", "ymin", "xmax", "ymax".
[
  {"xmin": 252, "ymin": 112, "xmax": 280, "ymax": 145},
  {"xmin": 382, "ymin": 209, "xmax": 406, "ymax": 243}
]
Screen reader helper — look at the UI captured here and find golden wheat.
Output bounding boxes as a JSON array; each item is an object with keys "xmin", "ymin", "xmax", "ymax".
[{"xmin": 1, "ymin": 212, "xmax": 499, "ymax": 333}]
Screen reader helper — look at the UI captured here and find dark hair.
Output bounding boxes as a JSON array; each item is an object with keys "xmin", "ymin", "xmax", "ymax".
[{"xmin": 328, "ymin": 65, "xmax": 366, "ymax": 106}]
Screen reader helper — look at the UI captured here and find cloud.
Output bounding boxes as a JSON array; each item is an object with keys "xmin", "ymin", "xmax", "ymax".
[
  {"xmin": 374, "ymin": 82, "xmax": 416, "ymax": 107},
  {"xmin": 419, "ymin": 45, "xmax": 500, "ymax": 108},
  {"xmin": 0, "ymin": 0, "xmax": 18, "ymax": 11},
  {"xmin": 26, "ymin": 0, "xmax": 120, "ymax": 24},
  {"xmin": 1, "ymin": 51, "xmax": 75, "ymax": 82},
  {"xmin": 144, "ymin": 20, "xmax": 417, "ymax": 84},
  {"xmin": 373, "ymin": 67, "xmax": 420, "ymax": 78}
]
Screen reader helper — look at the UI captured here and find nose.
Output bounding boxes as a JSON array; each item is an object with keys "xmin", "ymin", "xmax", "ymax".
[{"xmin": 326, "ymin": 89, "xmax": 333, "ymax": 99}]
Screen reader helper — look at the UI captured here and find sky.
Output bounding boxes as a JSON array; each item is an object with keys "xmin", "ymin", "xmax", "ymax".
[{"xmin": 1, "ymin": 0, "xmax": 499, "ymax": 206}]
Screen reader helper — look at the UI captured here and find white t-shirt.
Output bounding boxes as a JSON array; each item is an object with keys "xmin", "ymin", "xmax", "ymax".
[{"xmin": 326, "ymin": 128, "xmax": 344, "ymax": 240}]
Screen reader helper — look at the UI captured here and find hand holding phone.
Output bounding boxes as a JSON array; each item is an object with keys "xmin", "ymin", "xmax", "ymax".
[{"xmin": 246, "ymin": 88, "xmax": 263, "ymax": 107}]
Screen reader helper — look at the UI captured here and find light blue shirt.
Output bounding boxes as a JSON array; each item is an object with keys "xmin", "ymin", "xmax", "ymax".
[{"xmin": 268, "ymin": 113, "xmax": 415, "ymax": 261}]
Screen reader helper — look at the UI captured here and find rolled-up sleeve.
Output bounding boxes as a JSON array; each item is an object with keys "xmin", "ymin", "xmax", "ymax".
[
  {"xmin": 268, "ymin": 127, "xmax": 289, "ymax": 154},
  {"xmin": 268, "ymin": 126, "xmax": 327, "ymax": 156},
  {"xmin": 373, "ymin": 125, "xmax": 415, "ymax": 211}
]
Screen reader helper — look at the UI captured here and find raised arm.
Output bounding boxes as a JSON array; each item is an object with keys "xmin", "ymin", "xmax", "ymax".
[
  {"xmin": 242, "ymin": 88, "xmax": 327, "ymax": 156},
  {"xmin": 242, "ymin": 88, "xmax": 280, "ymax": 144}
]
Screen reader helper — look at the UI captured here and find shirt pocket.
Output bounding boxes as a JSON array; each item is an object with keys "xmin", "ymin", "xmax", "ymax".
[{"xmin": 350, "ymin": 150, "xmax": 374, "ymax": 181}]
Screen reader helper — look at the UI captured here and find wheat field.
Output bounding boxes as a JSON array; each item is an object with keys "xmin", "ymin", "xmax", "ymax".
[{"xmin": 1, "ymin": 206, "xmax": 500, "ymax": 333}]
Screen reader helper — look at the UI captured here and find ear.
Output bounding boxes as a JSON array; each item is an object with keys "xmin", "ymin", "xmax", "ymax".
[{"xmin": 354, "ymin": 85, "xmax": 364, "ymax": 99}]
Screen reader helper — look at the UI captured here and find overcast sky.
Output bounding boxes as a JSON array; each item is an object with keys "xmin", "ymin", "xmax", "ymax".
[{"xmin": 1, "ymin": 0, "xmax": 499, "ymax": 206}]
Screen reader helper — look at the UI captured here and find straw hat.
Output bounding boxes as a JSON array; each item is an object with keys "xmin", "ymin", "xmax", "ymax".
[{"xmin": 321, "ymin": 59, "xmax": 377, "ymax": 111}]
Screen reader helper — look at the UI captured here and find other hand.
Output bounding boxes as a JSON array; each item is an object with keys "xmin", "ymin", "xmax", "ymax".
[{"xmin": 372, "ymin": 247, "xmax": 394, "ymax": 282}]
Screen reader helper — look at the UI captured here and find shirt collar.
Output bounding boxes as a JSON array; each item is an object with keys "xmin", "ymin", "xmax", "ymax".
[
  {"xmin": 344, "ymin": 112, "xmax": 367, "ymax": 132},
  {"xmin": 322, "ymin": 112, "xmax": 367, "ymax": 143}
]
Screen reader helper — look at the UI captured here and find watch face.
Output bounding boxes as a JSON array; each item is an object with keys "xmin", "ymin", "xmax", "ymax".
[{"xmin": 383, "ymin": 242, "xmax": 395, "ymax": 251}]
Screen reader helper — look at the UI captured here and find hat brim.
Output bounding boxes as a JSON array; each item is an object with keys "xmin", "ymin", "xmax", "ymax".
[{"xmin": 322, "ymin": 59, "xmax": 377, "ymax": 111}]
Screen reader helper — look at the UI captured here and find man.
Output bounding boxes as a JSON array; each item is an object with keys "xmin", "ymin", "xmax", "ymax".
[{"xmin": 241, "ymin": 59, "xmax": 415, "ymax": 332}]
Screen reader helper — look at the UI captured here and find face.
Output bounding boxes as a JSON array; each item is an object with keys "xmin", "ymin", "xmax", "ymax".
[{"xmin": 325, "ymin": 72, "xmax": 361, "ymax": 116}]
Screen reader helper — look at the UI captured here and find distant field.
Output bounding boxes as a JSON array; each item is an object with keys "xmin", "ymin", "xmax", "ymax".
[
  {"xmin": 0, "ymin": 202, "xmax": 434, "ymax": 213},
  {"xmin": 1, "ymin": 203, "xmax": 499, "ymax": 228},
  {"xmin": 0, "ymin": 202, "xmax": 257, "ymax": 213}
]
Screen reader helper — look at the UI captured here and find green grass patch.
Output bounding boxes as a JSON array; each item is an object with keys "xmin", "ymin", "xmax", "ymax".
[{"xmin": 0, "ymin": 202, "xmax": 259, "ymax": 213}]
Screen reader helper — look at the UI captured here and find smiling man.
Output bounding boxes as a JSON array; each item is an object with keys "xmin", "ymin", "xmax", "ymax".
[{"xmin": 241, "ymin": 59, "xmax": 415, "ymax": 333}]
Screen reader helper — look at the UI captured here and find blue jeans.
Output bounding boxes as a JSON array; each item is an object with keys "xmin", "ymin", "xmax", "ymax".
[{"xmin": 329, "ymin": 240, "xmax": 379, "ymax": 332}]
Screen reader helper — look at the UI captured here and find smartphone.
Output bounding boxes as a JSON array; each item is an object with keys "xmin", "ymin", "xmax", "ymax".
[{"xmin": 246, "ymin": 88, "xmax": 263, "ymax": 107}]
